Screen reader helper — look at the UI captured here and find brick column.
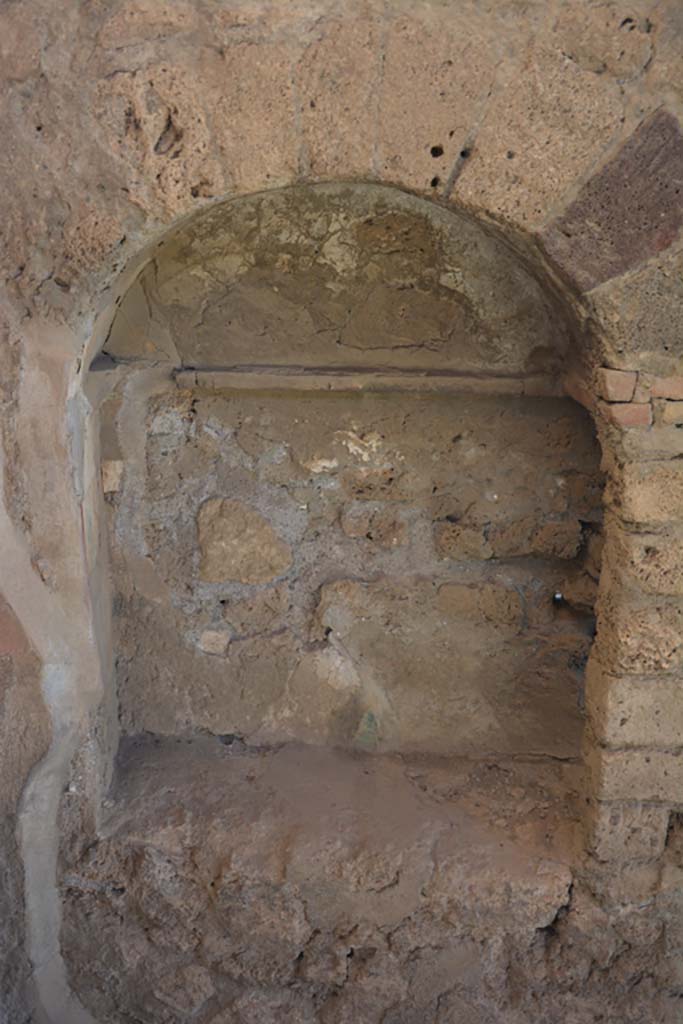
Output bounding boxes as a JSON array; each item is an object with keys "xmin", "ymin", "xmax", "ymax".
[{"xmin": 581, "ymin": 369, "xmax": 683, "ymax": 904}]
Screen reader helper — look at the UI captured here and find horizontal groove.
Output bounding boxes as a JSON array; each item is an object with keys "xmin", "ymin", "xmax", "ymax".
[{"xmin": 174, "ymin": 365, "xmax": 562, "ymax": 396}]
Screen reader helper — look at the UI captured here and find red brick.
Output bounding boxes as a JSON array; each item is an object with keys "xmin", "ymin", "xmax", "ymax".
[
  {"xmin": 651, "ymin": 375, "xmax": 683, "ymax": 400},
  {"xmin": 542, "ymin": 110, "xmax": 683, "ymax": 290},
  {"xmin": 599, "ymin": 401, "xmax": 652, "ymax": 428},
  {"xmin": 596, "ymin": 367, "xmax": 637, "ymax": 402}
]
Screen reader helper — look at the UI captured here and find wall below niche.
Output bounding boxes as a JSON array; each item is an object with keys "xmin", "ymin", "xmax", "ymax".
[{"xmin": 103, "ymin": 381, "xmax": 602, "ymax": 757}]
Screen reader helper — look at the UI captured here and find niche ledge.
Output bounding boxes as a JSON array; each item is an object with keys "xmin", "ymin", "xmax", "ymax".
[{"xmin": 61, "ymin": 736, "xmax": 582, "ymax": 1023}]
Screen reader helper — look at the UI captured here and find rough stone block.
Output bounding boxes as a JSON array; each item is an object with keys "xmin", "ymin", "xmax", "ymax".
[
  {"xmin": 587, "ymin": 663, "xmax": 683, "ymax": 748},
  {"xmin": 531, "ymin": 519, "xmax": 584, "ymax": 559},
  {"xmin": 618, "ymin": 423, "xmax": 683, "ymax": 461},
  {"xmin": 596, "ymin": 367, "xmax": 637, "ymax": 402},
  {"xmin": 588, "ymin": 243, "xmax": 683, "ymax": 377},
  {"xmin": 455, "ymin": 14, "xmax": 624, "ymax": 229},
  {"xmin": 204, "ymin": 38, "xmax": 301, "ymax": 194},
  {"xmin": 607, "ymin": 526, "xmax": 683, "ymax": 596},
  {"xmin": 599, "ymin": 400, "xmax": 652, "ymax": 428},
  {"xmin": 377, "ymin": 13, "xmax": 496, "ymax": 194},
  {"xmin": 585, "ymin": 800, "xmax": 670, "ymax": 864},
  {"xmin": 542, "ymin": 109, "xmax": 683, "ymax": 291},
  {"xmin": 434, "ymin": 521, "xmax": 493, "ymax": 560},
  {"xmin": 550, "ymin": 4, "xmax": 653, "ymax": 80},
  {"xmin": 583, "ymin": 857, "xmax": 661, "ymax": 908},
  {"xmin": 198, "ymin": 630, "xmax": 230, "ymax": 657},
  {"xmin": 588, "ymin": 745, "xmax": 683, "ymax": 803},
  {"xmin": 340, "ymin": 506, "xmax": 406, "ymax": 548},
  {"xmin": 595, "ymin": 598, "xmax": 683, "ymax": 674},
  {"xmin": 197, "ymin": 499, "xmax": 292, "ymax": 585},
  {"xmin": 660, "ymin": 401, "xmax": 683, "ymax": 425},
  {"xmin": 297, "ymin": 16, "xmax": 381, "ymax": 180},
  {"xmin": 612, "ymin": 461, "xmax": 683, "ymax": 524}
]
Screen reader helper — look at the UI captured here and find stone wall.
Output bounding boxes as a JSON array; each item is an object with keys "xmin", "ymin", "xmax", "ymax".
[
  {"xmin": 1, "ymin": 1, "xmax": 683, "ymax": 1020},
  {"xmin": 109, "ymin": 384, "xmax": 600, "ymax": 756}
]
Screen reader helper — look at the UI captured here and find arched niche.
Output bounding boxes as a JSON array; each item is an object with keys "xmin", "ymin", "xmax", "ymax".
[
  {"xmin": 91, "ymin": 182, "xmax": 603, "ymax": 759},
  {"xmin": 59, "ymin": 181, "xmax": 609, "ymax": 1024}
]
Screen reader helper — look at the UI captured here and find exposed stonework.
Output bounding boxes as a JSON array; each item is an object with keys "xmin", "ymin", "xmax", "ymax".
[
  {"xmin": 99, "ymin": 184, "xmax": 603, "ymax": 761},
  {"xmin": 108, "ymin": 380, "xmax": 601, "ymax": 755},
  {"xmin": 2, "ymin": 2, "xmax": 683, "ymax": 1021},
  {"xmin": 198, "ymin": 499, "xmax": 293, "ymax": 585},
  {"xmin": 60, "ymin": 736, "xmax": 683, "ymax": 1024}
]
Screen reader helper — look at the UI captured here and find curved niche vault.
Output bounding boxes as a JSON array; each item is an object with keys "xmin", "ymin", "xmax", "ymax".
[{"xmin": 97, "ymin": 183, "xmax": 602, "ymax": 758}]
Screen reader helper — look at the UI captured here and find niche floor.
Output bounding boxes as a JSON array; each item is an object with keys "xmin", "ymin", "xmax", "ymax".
[{"xmin": 61, "ymin": 737, "xmax": 587, "ymax": 1023}]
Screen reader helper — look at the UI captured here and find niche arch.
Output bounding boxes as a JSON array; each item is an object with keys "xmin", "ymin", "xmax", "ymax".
[
  {"xmin": 55, "ymin": 180, "xmax": 617, "ymax": 1022},
  {"xmin": 86, "ymin": 182, "xmax": 603, "ymax": 760}
]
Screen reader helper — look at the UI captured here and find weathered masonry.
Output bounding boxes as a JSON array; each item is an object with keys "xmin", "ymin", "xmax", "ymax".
[{"xmin": 3, "ymin": 4, "xmax": 683, "ymax": 1023}]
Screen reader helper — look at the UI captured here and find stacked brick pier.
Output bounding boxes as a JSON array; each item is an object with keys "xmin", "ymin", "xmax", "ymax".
[
  {"xmin": 541, "ymin": 102, "xmax": 683, "ymax": 931},
  {"xmin": 571, "ymin": 366, "xmax": 683, "ymax": 984}
]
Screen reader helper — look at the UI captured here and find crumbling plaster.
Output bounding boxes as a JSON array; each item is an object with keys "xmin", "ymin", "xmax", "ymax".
[{"xmin": 2, "ymin": 1, "xmax": 683, "ymax": 1021}]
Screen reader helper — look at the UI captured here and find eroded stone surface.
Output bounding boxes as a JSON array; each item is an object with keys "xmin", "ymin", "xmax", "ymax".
[
  {"xmin": 2, "ymin": 2, "xmax": 683, "ymax": 1020},
  {"xmin": 453, "ymin": 7, "xmax": 627, "ymax": 230},
  {"xmin": 588, "ymin": 240, "xmax": 683, "ymax": 375},
  {"xmin": 198, "ymin": 498, "xmax": 293, "ymax": 585},
  {"xmin": 61, "ymin": 737, "xmax": 576, "ymax": 1023},
  {"xmin": 60, "ymin": 736, "xmax": 683, "ymax": 1024},
  {"xmin": 109, "ymin": 387, "xmax": 601, "ymax": 756}
]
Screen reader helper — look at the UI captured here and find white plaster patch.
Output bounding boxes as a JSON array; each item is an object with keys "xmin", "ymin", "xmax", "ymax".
[
  {"xmin": 314, "ymin": 646, "xmax": 361, "ymax": 693},
  {"xmin": 335, "ymin": 430, "xmax": 382, "ymax": 462},
  {"xmin": 319, "ymin": 230, "xmax": 357, "ymax": 274},
  {"xmin": 303, "ymin": 456, "xmax": 338, "ymax": 474}
]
